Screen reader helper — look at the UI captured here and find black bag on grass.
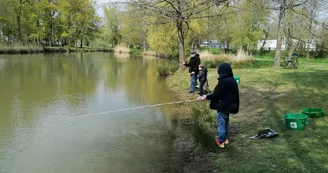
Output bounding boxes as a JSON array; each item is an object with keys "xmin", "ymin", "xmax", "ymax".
[{"xmin": 248, "ymin": 128, "xmax": 278, "ymax": 139}]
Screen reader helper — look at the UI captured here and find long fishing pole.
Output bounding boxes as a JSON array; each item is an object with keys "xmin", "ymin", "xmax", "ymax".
[{"xmin": 67, "ymin": 99, "xmax": 199, "ymax": 119}]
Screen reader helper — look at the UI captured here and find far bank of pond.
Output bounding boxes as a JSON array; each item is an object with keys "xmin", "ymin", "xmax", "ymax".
[{"xmin": 0, "ymin": 46, "xmax": 112, "ymax": 54}]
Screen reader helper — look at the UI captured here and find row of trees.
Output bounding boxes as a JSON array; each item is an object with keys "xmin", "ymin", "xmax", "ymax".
[
  {"xmin": 1, "ymin": 0, "xmax": 327, "ymax": 66},
  {"xmin": 0, "ymin": 0, "xmax": 100, "ymax": 47},
  {"xmin": 103, "ymin": 0, "xmax": 328, "ymax": 66}
]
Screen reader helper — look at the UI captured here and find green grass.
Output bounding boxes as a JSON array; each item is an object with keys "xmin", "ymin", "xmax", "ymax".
[
  {"xmin": 168, "ymin": 59, "xmax": 328, "ymax": 173},
  {"xmin": 254, "ymin": 54, "xmax": 276, "ymax": 60},
  {"xmin": 200, "ymin": 47, "xmax": 227, "ymax": 54},
  {"xmin": 208, "ymin": 48, "xmax": 225, "ymax": 54}
]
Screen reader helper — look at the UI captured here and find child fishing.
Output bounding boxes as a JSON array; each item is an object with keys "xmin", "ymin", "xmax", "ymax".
[
  {"xmin": 200, "ymin": 63, "xmax": 239, "ymax": 148},
  {"xmin": 197, "ymin": 64, "xmax": 208, "ymax": 96}
]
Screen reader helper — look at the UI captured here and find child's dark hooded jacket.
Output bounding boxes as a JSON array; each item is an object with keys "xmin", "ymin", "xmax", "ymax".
[
  {"xmin": 206, "ymin": 63, "xmax": 239, "ymax": 114},
  {"xmin": 198, "ymin": 68, "xmax": 208, "ymax": 82}
]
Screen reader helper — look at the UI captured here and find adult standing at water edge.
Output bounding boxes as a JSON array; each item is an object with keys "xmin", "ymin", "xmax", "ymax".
[
  {"xmin": 184, "ymin": 50, "xmax": 200, "ymax": 93},
  {"xmin": 200, "ymin": 63, "xmax": 239, "ymax": 148}
]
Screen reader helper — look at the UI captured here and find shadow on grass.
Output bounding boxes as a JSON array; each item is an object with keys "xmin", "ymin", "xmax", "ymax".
[{"xmin": 281, "ymin": 70, "xmax": 328, "ymax": 90}]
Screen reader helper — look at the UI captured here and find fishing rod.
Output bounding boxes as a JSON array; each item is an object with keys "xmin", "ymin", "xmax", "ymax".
[{"xmin": 67, "ymin": 99, "xmax": 199, "ymax": 119}]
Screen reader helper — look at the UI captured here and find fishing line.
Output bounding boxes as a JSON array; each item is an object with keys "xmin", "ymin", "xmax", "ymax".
[{"xmin": 67, "ymin": 99, "xmax": 199, "ymax": 119}]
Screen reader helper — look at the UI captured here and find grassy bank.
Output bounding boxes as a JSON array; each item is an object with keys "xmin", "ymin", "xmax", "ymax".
[
  {"xmin": 168, "ymin": 58, "xmax": 328, "ymax": 172},
  {"xmin": 0, "ymin": 46, "xmax": 112, "ymax": 54}
]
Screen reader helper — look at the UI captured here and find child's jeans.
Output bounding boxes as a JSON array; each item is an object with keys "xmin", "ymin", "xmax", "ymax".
[{"xmin": 217, "ymin": 112, "xmax": 229, "ymax": 143}]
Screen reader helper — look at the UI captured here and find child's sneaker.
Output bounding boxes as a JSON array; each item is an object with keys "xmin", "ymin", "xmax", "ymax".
[
  {"xmin": 215, "ymin": 139, "xmax": 225, "ymax": 148},
  {"xmin": 224, "ymin": 139, "xmax": 229, "ymax": 145}
]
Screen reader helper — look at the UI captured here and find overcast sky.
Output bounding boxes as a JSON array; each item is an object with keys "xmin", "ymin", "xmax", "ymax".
[
  {"xmin": 95, "ymin": 0, "xmax": 114, "ymax": 17},
  {"xmin": 94, "ymin": 0, "xmax": 328, "ymax": 22}
]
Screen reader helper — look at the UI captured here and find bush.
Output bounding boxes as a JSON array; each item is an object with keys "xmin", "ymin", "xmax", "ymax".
[
  {"xmin": 157, "ymin": 66, "xmax": 170, "ymax": 76},
  {"xmin": 59, "ymin": 47, "xmax": 68, "ymax": 52},
  {"xmin": 169, "ymin": 60, "xmax": 180, "ymax": 73},
  {"xmin": 0, "ymin": 44, "xmax": 113, "ymax": 54},
  {"xmin": 209, "ymin": 48, "xmax": 225, "ymax": 54},
  {"xmin": 203, "ymin": 60, "xmax": 217, "ymax": 69},
  {"xmin": 129, "ymin": 48, "xmax": 143, "ymax": 54},
  {"xmin": 0, "ymin": 45, "xmax": 44, "ymax": 54},
  {"xmin": 44, "ymin": 47, "xmax": 67, "ymax": 53},
  {"xmin": 156, "ymin": 59, "xmax": 180, "ymax": 76}
]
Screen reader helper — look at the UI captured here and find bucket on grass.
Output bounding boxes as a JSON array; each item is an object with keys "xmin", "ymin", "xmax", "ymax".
[
  {"xmin": 302, "ymin": 108, "xmax": 324, "ymax": 118},
  {"xmin": 234, "ymin": 76, "xmax": 240, "ymax": 84},
  {"xmin": 283, "ymin": 113, "xmax": 308, "ymax": 130}
]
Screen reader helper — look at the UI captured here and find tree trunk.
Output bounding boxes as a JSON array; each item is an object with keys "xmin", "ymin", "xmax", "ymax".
[
  {"xmin": 288, "ymin": 46, "xmax": 293, "ymax": 60},
  {"xmin": 260, "ymin": 31, "xmax": 268, "ymax": 53},
  {"xmin": 80, "ymin": 37, "xmax": 83, "ymax": 48},
  {"xmin": 17, "ymin": 0, "xmax": 23, "ymax": 42},
  {"xmin": 287, "ymin": 30, "xmax": 293, "ymax": 61},
  {"xmin": 177, "ymin": 21, "xmax": 185, "ymax": 65},
  {"xmin": 226, "ymin": 40, "xmax": 230, "ymax": 54},
  {"xmin": 51, "ymin": 18, "xmax": 54, "ymax": 46},
  {"xmin": 287, "ymin": 24, "xmax": 293, "ymax": 60},
  {"xmin": 306, "ymin": 16, "xmax": 314, "ymax": 60},
  {"xmin": 143, "ymin": 38, "xmax": 146, "ymax": 52},
  {"xmin": 273, "ymin": 1, "xmax": 286, "ymax": 67}
]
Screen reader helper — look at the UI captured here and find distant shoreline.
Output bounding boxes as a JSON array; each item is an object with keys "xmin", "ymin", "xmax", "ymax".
[{"xmin": 0, "ymin": 47, "xmax": 113, "ymax": 55}]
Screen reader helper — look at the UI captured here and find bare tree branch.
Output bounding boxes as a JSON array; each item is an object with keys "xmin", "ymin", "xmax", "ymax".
[{"xmin": 163, "ymin": 0, "xmax": 179, "ymax": 14}]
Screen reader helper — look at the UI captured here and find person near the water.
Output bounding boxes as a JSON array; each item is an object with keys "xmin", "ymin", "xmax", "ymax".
[
  {"xmin": 200, "ymin": 63, "xmax": 239, "ymax": 148},
  {"xmin": 197, "ymin": 64, "xmax": 208, "ymax": 96},
  {"xmin": 184, "ymin": 50, "xmax": 201, "ymax": 93}
]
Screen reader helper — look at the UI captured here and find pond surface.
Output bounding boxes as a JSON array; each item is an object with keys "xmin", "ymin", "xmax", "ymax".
[{"xmin": 0, "ymin": 53, "xmax": 179, "ymax": 173}]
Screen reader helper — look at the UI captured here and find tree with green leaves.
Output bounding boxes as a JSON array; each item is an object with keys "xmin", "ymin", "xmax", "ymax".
[
  {"xmin": 270, "ymin": 0, "xmax": 312, "ymax": 67},
  {"xmin": 119, "ymin": 5, "xmax": 148, "ymax": 50},
  {"xmin": 103, "ymin": 6, "xmax": 121, "ymax": 47},
  {"xmin": 231, "ymin": 0, "xmax": 269, "ymax": 51},
  {"xmin": 0, "ymin": 0, "xmax": 100, "ymax": 47},
  {"xmin": 109, "ymin": 0, "xmax": 229, "ymax": 64}
]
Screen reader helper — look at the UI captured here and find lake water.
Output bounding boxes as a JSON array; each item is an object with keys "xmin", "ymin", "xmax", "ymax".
[{"xmin": 0, "ymin": 53, "xmax": 180, "ymax": 173}]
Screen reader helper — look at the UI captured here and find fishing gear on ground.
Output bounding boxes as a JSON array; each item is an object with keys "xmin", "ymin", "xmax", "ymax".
[{"xmin": 248, "ymin": 128, "xmax": 278, "ymax": 139}]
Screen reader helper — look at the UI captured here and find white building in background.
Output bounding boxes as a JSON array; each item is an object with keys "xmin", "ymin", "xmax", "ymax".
[
  {"xmin": 200, "ymin": 40, "xmax": 225, "ymax": 48},
  {"xmin": 257, "ymin": 39, "xmax": 316, "ymax": 51},
  {"xmin": 257, "ymin": 40, "xmax": 286, "ymax": 50},
  {"xmin": 304, "ymin": 40, "xmax": 317, "ymax": 51}
]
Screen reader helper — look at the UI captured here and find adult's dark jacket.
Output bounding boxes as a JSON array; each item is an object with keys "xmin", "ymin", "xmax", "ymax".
[
  {"xmin": 206, "ymin": 63, "xmax": 239, "ymax": 114},
  {"xmin": 185, "ymin": 54, "xmax": 201, "ymax": 75}
]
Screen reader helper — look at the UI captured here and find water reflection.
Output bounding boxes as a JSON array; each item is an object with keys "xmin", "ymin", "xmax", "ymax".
[{"xmin": 0, "ymin": 53, "xmax": 177, "ymax": 173}]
